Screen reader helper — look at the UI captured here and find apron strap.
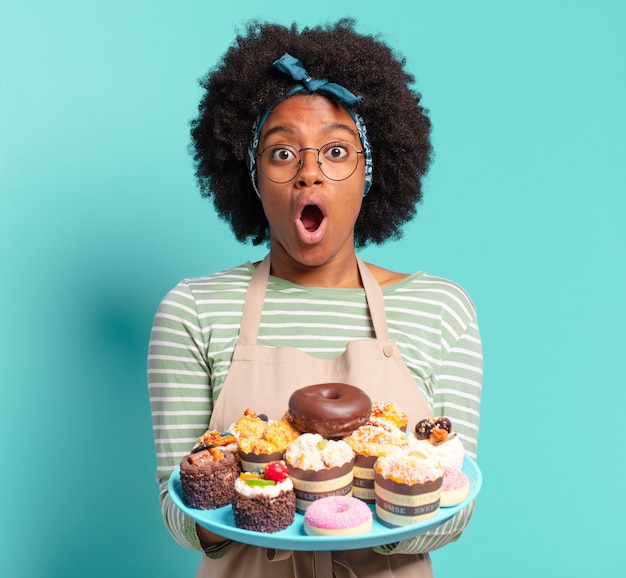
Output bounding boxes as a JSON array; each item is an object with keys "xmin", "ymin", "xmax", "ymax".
[
  {"xmin": 356, "ymin": 256, "xmax": 390, "ymax": 341},
  {"xmin": 238, "ymin": 255, "xmax": 271, "ymax": 345},
  {"xmin": 237, "ymin": 254, "xmax": 389, "ymax": 345}
]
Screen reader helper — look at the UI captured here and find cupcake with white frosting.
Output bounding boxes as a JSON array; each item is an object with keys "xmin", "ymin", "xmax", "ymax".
[
  {"xmin": 374, "ymin": 445, "xmax": 444, "ymax": 527},
  {"xmin": 284, "ymin": 433, "xmax": 355, "ymax": 512},
  {"xmin": 232, "ymin": 461, "xmax": 296, "ymax": 533}
]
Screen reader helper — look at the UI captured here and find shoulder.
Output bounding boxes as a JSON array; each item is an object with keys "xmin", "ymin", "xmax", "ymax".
[
  {"xmin": 364, "ymin": 262, "xmax": 410, "ymax": 287},
  {"xmin": 173, "ymin": 263, "xmax": 253, "ymax": 295},
  {"xmin": 368, "ymin": 263, "xmax": 477, "ymax": 321},
  {"xmin": 157, "ymin": 263, "xmax": 253, "ymax": 310},
  {"xmin": 181, "ymin": 262, "xmax": 253, "ymax": 290}
]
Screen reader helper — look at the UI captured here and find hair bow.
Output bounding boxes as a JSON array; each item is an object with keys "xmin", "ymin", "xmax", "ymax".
[{"xmin": 273, "ymin": 53, "xmax": 362, "ymax": 105}]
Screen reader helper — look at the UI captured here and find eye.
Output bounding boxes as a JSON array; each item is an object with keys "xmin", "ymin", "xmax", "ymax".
[
  {"xmin": 322, "ymin": 142, "xmax": 351, "ymax": 162},
  {"xmin": 268, "ymin": 145, "xmax": 298, "ymax": 164}
]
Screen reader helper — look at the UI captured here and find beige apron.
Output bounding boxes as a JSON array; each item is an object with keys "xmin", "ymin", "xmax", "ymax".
[{"xmin": 198, "ymin": 255, "xmax": 435, "ymax": 578}]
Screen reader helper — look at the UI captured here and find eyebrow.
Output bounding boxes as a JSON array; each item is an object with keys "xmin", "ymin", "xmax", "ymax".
[{"xmin": 261, "ymin": 122, "xmax": 359, "ymax": 142}]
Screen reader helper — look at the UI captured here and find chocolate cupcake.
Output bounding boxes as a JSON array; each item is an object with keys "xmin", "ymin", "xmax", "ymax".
[
  {"xmin": 232, "ymin": 462, "xmax": 296, "ymax": 533},
  {"xmin": 179, "ymin": 447, "xmax": 239, "ymax": 510}
]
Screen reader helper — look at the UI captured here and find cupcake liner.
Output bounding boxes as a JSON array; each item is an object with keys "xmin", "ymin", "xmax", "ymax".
[
  {"xmin": 238, "ymin": 449, "xmax": 284, "ymax": 473},
  {"xmin": 374, "ymin": 473, "xmax": 442, "ymax": 527},
  {"xmin": 351, "ymin": 453, "xmax": 378, "ymax": 503},
  {"xmin": 288, "ymin": 460, "xmax": 354, "ymax": 513}
]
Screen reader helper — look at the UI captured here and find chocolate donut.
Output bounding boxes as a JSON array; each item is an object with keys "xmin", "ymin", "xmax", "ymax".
[{"xmin": 288, "ymin": 383, "xmax": 371, "ymax": 438}]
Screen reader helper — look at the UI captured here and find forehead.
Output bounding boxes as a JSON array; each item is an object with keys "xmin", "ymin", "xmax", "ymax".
[{"xmin": 259, "ymin": 94, "xmax": 358, "ymax": 144}]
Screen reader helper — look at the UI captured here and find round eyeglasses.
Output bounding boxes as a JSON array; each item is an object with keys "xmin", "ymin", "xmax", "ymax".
[{"xmin": 256, "ymin": 141, "xmax": 364, "ymax": 184}]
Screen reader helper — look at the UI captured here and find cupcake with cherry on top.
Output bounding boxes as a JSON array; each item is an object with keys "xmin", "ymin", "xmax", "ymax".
[{"xmin": 232, "ymin": 461, "xmax": 296, "ymax": 533}]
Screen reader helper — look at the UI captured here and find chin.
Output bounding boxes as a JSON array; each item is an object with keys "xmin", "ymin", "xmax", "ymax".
[
  {"xmin": 293, "ymin": 250, "xmax": 331, "ymax": 268},
  {"xmin": 277, "ymin": 244, "xmax": 331, "ymax": 269}
]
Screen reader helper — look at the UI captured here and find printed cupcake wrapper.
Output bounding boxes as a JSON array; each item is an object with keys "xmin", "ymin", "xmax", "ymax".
[
  {"xmin": 374, "ymin": 472, "xmax": 442, "ymax": 527},
  {"xmin": 288, "ymin": 460, "xmax": 354, "ymax": 512},
  {"xmin": 374, "ymin": 474, "xmax": 442, "ymax": 496},
  {"xmin": 375, "ymin": 501, "xmax": 440, "ymax": 527},
  {"xmin": 352, "ymin": 453, "xmax": 378, "ymax": 503},
  {"xmin": 238, "ymin": 450, "xmax": 284, "ymax": 473}
]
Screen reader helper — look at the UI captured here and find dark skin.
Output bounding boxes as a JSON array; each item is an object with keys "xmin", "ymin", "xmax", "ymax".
[
  {"xmin": 197, "ymin": 524, "xmax": 230, "ymax": 548},
  {"xmin": 197, "ymin": 94, "xmax": 407, "ymax": 550},
  {"xmin": 255, "ymin": 95, "xmax": 408, "ymax": 288}
]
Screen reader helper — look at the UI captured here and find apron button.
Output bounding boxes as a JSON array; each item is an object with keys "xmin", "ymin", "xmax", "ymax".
[{"xmin": 382, "ymin": 344, "xmax": 394, "ymax": 358}]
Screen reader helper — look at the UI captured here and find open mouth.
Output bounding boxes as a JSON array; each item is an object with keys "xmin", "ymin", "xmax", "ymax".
[{"xmin": 300, "ymin": 204, "xmax": 324, "ymax": 232}]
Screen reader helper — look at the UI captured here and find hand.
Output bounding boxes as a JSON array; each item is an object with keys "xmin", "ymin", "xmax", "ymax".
[{"xmin": 196, "ymin": 524, "xmax": 229, "ymax": 548}]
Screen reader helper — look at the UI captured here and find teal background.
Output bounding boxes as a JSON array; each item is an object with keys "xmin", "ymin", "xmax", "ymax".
[{"xmin": 1, "ymin": 1, "xmax": 624, "ymax": 576}]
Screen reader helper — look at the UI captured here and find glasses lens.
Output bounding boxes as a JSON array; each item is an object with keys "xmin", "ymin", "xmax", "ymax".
[
  {"xmin": 319, "ymin": 142, "xmax": 359, "ymax": 181},
  {"xmin": 259, "ymin": 144, "xmax": 300, "ymax": 183},
  {"xmin": 258, "ymin": 142, "xmax": 361, "ymax": 183}
]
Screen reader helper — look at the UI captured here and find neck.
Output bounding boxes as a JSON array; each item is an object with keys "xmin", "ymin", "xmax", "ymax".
[{"xmin": 268, "ymin": 248, "xmax": 362, "ymax": 288}]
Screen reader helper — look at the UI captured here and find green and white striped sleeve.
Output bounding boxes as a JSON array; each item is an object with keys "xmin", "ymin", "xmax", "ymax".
[
  {"xmin": 376, "ymin": 302, "xmax": 483, "ymax": 556},
  {"xmin": 148, "ymin": 281, "xmax": 213, "ymax": 551}
]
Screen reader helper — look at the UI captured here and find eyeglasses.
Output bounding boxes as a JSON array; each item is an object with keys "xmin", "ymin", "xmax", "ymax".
[{"xmin": 256, "ymin": 141, "xmax": 364, "ymax": 184}]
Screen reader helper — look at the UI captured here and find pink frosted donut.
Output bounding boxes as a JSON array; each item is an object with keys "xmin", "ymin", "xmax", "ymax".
[
  {"xmin": 303, "ymin": 496, "xmax": 373, "ymax": 536},
  {"xmin": 440, "ymin": 468, "xmax": 470, "ymax": 507}
]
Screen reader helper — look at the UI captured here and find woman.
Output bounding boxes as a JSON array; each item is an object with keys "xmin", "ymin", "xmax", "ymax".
[{"xmin": 148, "ymin": 19, "xmax": 483, "ymax": 578}]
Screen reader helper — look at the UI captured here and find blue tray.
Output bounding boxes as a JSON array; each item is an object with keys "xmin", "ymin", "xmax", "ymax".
[{"xmin": 168, "ymin": 455, "xmax": 481, "ymax": 551}]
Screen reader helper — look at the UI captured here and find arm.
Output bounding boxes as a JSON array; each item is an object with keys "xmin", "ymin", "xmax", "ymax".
[
  {"xmin": 148, "ymin": 281, "xmax": 221, "ymax": 552},
  {"xmin": 375, "ymin": 311, "xmax": 483, "ymax": 555}
]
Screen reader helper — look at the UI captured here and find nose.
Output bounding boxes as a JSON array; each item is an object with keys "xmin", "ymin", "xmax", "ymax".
[{"xmin": 296, "ymin": 147, "xmax": 323, "ymax": 186}]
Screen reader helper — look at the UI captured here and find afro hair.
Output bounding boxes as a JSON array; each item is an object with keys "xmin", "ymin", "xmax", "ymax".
[{"xmin": 190, "ymin": 19, "xmax": 432, "ymax": 247}]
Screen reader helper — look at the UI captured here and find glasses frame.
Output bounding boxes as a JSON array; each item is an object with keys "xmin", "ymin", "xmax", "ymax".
[{"xmin": 256, "ymin": 141, "xmax": 365, "ymax": 184}]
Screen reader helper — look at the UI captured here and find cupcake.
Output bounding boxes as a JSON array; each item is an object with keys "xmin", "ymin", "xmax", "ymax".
[
  {"xmin": 232, "ymin": 409, "xmax": 301, "ymax": 472},
  {"xmin": 195, "ymin": 429, "xmax": 238, "ymax": 454},
  {"xmin": 232, "ymin": 461, "xmax": 296, "ymax": 533},
  {"xmin": 284, "ymin": 433, "xmax": 355, "ymax": 512},
  {"xmin": 374, "ymin": 447, "xmax": 444, "ymax": 527},
  {"xmin": 369, "ymin": 401, "xmax": 408, "ymax": 432},
  {"xmin": 345, "ymin": 424, "xmax": 406, "ymax": 503},
  {"xmin": 230, "ymin": 408, "xmax": 269, "ymax": 439},
  {"xmin": 412, "ymin": 416, "xmax": 465, "ymax": 470},
  {"xmin": 440, "ymin": 467, "xmax": 470, "ymax": 507},
  {"xmin": 179, "ymin": 446, "xmax": 239, "ymax": 510}
]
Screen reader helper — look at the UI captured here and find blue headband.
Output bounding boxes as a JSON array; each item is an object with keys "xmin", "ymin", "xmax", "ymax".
[{"xmin": 246, "ymin": 53, "xmax": 373, "ymax": 197}]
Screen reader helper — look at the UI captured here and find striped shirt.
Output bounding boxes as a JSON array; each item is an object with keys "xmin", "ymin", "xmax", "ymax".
[{"xmin": 148, "ymin": 261, "xmax": 483, "ymax": 555}]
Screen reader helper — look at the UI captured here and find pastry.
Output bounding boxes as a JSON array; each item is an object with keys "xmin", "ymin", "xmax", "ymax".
[
  {"xmin": 284, "ymin": 433, "xmax": 355, "ymax": 512},
  {"xmin": 288, "ymin": 383, "xmax": 371, "ymax": 438},
  {"xmin": 304, "ymin": 495, "xmax": 373, "ymax": 536},
  {"xmin": 179, "ymin": 447, "xmax": 238, "ymax": 510},
  {"xmin": 232, "ymin": 461, "xmax": 296, "ymax": 533},
  {"xmin": 374, "ymin": 447, "xmax": 443, "ymax": 527}
]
